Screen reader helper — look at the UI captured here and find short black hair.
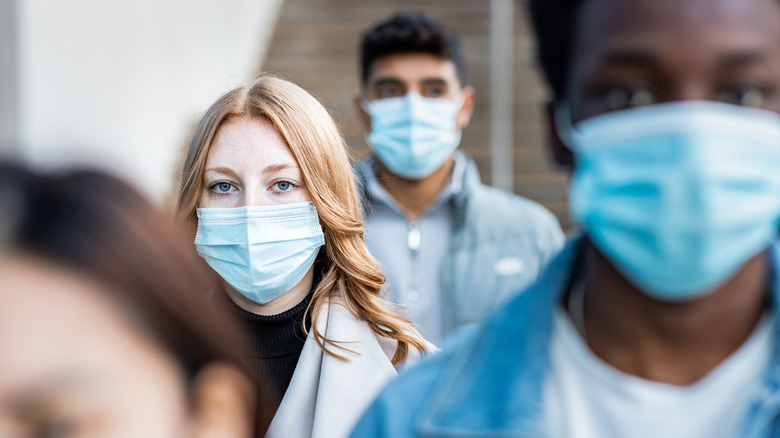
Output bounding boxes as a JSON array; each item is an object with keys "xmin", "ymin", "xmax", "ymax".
[
  {"xmin": 359, "ymin": 11, "xmax": 466, "ymax": 86},
  {"xmin": 527, "ymin": 0, "xmax": 584, "ymax": 102}
]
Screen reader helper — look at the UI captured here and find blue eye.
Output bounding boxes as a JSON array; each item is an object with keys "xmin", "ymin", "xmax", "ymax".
[
  {"xmin": 208, "ymin": 181, "xmax": 235, "ymax": 195},
  {"xmin": 275, "ymin": 181, "xmax": 291, "ymax": 191}
]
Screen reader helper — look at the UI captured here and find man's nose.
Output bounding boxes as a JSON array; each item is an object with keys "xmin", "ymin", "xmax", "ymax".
[{"xmin": 667, "ymin": 81, "xmax": 711, "ymax": 103}]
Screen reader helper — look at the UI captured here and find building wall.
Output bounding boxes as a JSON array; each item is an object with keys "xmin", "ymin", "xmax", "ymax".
[
  {"xmin": 261, "ymin": 0, "xmax": 570, "ymax": 228},
  {"xmin": 8, "ymin": 0, "xmax": 284, "ymax": 202}
]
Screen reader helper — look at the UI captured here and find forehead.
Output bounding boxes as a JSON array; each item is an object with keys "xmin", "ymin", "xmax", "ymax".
[
  {"xmin": 573, "ymin": 0, "xmax": 780, "ymax": 69},
  {"xmin": 206, "ymin": 117, "xmax": 296, "ymax": 168},
  {"xmin": 367, "ymin": 53, "xmax": 461, "ymax": 87},
  {"xmin": 0, "ymin": 257, "xmax": 161, "ymax": 392}
]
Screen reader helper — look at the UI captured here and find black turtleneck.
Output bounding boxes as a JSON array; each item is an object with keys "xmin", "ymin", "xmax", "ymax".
[{"xmin": 236, "ymin": 291, "xmax": 313, "ymax": 412}]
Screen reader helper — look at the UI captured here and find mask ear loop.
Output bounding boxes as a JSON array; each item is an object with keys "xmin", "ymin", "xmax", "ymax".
[
  {"xmin": 448, "ymin": 92, "xmax": 468, "ymax": 138},
  {"xmin": 359, "ymin": 97, "xmax": 371, "ymax": 113},
  {"xmin": 553, "ymin": 102, "xmax": 577, "ymax": 151},
  {"xmin": 359, "ymin": 97, "xmax": 375, "ymax": 150},
  {"xmin": 453, "ymin": 91, "xmax": 466, "ymax": 110}
]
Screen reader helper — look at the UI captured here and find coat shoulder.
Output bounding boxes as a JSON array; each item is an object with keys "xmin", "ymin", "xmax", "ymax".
[
  {"xmin": 464, "ymin": 184, "xmax": 564, "ymax": 249},
  {"xmin": 471, "ymin": 184, "xmax": 560, "ymax": 228},
  {"xmin": 350, "ymin": 328, "xmax": 479, "ymax": 437}
]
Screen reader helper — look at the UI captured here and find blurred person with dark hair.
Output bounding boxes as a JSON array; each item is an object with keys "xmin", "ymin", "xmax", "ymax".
[
  {"xmin": 351, "ymin": 0, "xmax": 780, "ymax": 436},
  {"xmin": 176, "ymin": 74, "xmax": 431, "ymax": 437},
  {"xmin": 0, "ymin": 161, "xmax": 271, "ymax": 437},
  {"xmin": 352, "ymin": 11, "xmax": 564, "ymax": 343}
]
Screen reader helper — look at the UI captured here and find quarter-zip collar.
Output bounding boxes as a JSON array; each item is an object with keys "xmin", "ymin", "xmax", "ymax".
[{"xmin": 355, "ymin": 151, "xmax": 474, "ymax": 223}]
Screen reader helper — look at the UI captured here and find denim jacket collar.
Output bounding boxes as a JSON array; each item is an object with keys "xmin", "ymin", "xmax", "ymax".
[{"xmin": 417, "ymin": 236, "xmax": 780, "ymax": 437}]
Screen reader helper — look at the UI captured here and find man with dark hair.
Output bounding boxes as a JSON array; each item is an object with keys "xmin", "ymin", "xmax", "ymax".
[
  {"xmin": 351, "ymin": 0, "xmax": 780, "ymax": 436},
  {"xmin": 353, "ymin": 11, "xmax": 564, "ymax": 343}
]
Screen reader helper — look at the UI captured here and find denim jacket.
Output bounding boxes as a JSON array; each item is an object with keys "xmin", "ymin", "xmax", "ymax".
[
  {"xmin": 355, "ymin": 152, "xmax": 564, "ymax": 336},
  {"xmin": 350, "ymin": 236, "xmax": 780, "ymax": 438}
]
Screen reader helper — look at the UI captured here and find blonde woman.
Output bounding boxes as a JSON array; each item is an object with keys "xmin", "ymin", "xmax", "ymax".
[{"xmin": 176, "ymin": 75, "xmax": 430, "ymax": 438}]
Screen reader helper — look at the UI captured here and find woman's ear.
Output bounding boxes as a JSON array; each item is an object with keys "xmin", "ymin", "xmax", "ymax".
[
  {"xmin": 544, "ymin": 101, "xmax": 574, "ymax": 171},
  {"xmin": 189, "ymin": 363, "xmax": 257, "ymax": 438}
]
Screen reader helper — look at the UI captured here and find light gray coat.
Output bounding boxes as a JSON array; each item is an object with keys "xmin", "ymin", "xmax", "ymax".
[{"xmin": 355, "ymin": 153, "xmax": 565, "ymax": 335}]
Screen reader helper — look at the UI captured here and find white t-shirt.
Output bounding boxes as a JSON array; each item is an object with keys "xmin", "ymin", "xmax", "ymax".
[{"xmin": 543, "ymin": 308, "xmax": 774, "ymax": 438}]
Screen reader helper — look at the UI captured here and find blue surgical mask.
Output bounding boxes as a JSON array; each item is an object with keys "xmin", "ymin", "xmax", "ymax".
[
  {"xmin": 194, "ymin": 202, "xmax": 325, "ymax": 304},
  {"xmin": 364, "ymin": 92, "xmax": 462, "ymax": 179},
  {"xmin": 565, "ymin": 101, "xmax": 780, "ymax": 301}
]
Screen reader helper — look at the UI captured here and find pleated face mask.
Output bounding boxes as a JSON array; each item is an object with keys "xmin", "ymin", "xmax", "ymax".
[
  {"xmin": 565, "ymin": 101, "xmax": 780, "ymax": 301},
  {"xmin": 364, "ymin": 92, "xmax": 463, "ymax": 179},
  {"xmin": 194, "ymin": 201, "xmax": 324, "ymax": 304}
]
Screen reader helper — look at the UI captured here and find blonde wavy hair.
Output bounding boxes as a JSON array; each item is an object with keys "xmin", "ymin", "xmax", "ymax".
[{"xmin": 176, "ymin": 74, "xmax": 426, "ymax": 364}]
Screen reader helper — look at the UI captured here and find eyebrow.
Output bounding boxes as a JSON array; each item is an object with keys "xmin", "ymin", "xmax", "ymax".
[
  {"xmin": 420, "ymin": 78, "xmax": 448, "ymax": 87},
  {"xmin": 263, "ymin": 163, "xmax": 298, "ymax": 174},
  {"xmin": 598, "ymin": 48, "xmax": 767, "ymax": 71},
  {"xmin": 370, "ymin": 77, "xmax": 404, "ymax": 89},
  {"xmin": 599, "ymin": 50, "xmax": 663, "ymax": 71},
  {"xmin": 371, "ymin": 77, "xmax": 449, "ymax": 86},
  {"xmin": 717, "ymin": 51, "xmax": 767, "ymax": 69},
  {"xmin": 203, "ymin": 164, "xmax": 298, "ymax": 178},
  {"xmin": 203, "ymin": 166, "xmax": 239, "ymax": 179},
  {"xmin": 5, "ymin": 372, "xmax": 100, "ymax": 413}
]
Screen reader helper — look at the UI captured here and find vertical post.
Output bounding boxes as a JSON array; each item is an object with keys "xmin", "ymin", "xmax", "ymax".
[
  {"xmin": 490, "ymin": 0, "xmax": 514, "ymax": 192},
  {"xmin": 0, "ymin": 0, "xmax": 18, "ymax": 155}
]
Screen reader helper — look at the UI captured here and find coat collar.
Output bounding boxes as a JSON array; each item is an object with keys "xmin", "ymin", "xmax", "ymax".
[
  {"xmin": 417, "ymin": 237, "xmax": 780, "ymax": 437},
  {"xmin": 267, "ymin": 298, "xmax": 402, "ymax": 438},
  {"xmin": 759, "ymin": 242, "xmax": 780, "ymax": 399}
]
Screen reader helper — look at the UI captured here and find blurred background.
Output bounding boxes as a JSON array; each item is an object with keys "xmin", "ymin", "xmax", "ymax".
[{"xmin": 0, "ymin": 0, "xmax": 569, "ymax": 227}]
